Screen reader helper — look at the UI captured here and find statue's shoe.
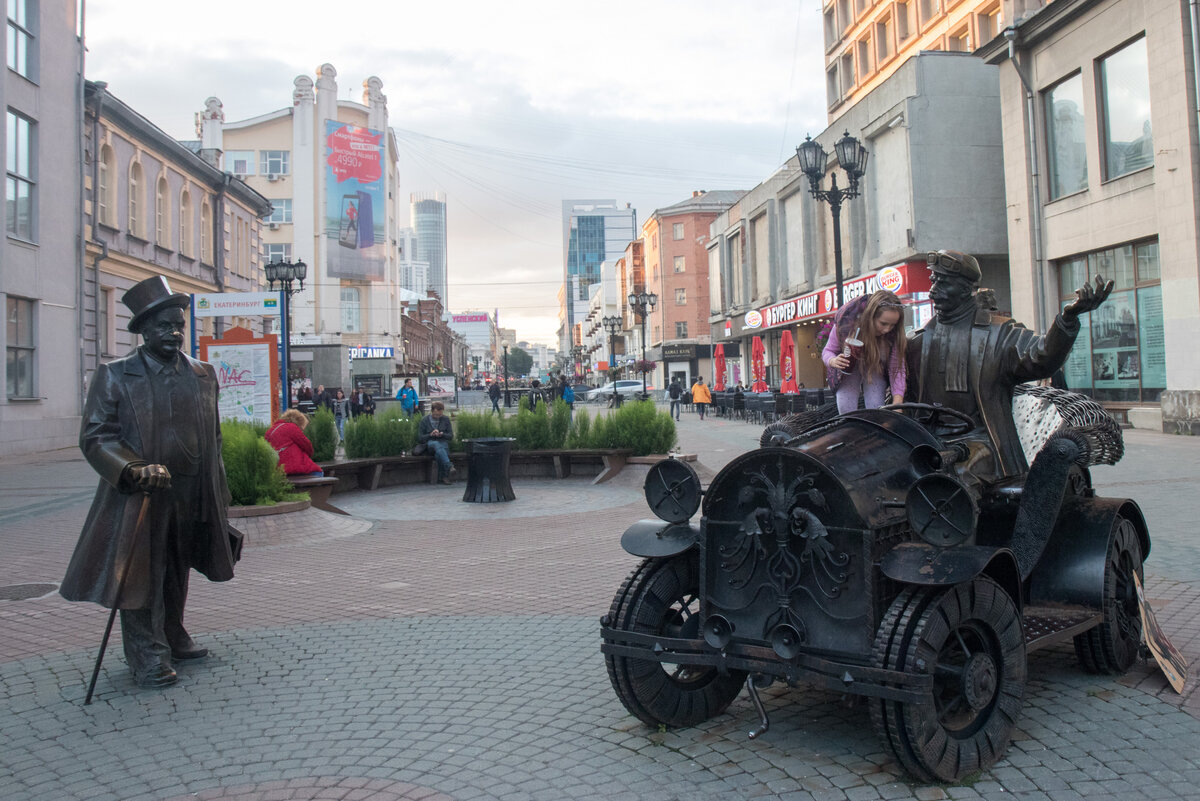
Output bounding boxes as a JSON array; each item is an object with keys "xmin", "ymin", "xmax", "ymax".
[
  {"xmin": 170, "ymin": 639, "xmax": 209, "ymax": 661},
  {"xmin": 136, "ymin": 664, "xmax": 177, "ymax": 688}
]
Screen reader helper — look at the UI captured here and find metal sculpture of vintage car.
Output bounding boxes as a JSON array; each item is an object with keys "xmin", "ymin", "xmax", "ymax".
[{"xmin": 600, "ymin": 388, "xmax": 1149, "ymax": 783}]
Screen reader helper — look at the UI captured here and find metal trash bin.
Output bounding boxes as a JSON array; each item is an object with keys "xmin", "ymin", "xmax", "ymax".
[{"xmin": 462, "ymin": 437, "xmax": 516, "ymax": 503}]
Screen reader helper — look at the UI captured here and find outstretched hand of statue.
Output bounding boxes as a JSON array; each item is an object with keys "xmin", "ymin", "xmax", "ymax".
[
  {"xmin": 1063, "ymin": 274, "xmax": 1114, "ymax": 319},
  {"xmin": 129, "ymin": 464, "xmax": 172, "ymax": 493}
]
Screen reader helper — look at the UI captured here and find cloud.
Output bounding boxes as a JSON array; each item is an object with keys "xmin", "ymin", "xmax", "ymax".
[{"xmin": 85, "ymin": 0, "xmax": 827, "ymax": 344}]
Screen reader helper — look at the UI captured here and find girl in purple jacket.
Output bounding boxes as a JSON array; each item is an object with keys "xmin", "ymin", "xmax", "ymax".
[{"xmin": 822, "ymin": 290, "xmax": 908, "ymax": 414}]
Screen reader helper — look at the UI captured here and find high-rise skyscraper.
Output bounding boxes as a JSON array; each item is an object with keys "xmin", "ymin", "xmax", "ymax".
[
  {"xmin": 560, "ymin": 200, "xmax": 636, "ymax": 352},
  {"xmin": 411, "ymin": 192, "xmax": 448, "ymax": 306}
]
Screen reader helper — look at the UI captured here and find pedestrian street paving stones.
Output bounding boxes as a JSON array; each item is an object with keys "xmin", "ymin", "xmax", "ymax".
[
  {"xmin": 2, "ymin": 426, "xmax": 1200, "ymax": 800},
  {"xmin": 5, "ymin": 615, "xmax": 1200, "ymax": 801}
]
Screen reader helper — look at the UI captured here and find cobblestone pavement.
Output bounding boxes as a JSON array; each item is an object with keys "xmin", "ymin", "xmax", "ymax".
[{"xmin": 1, "ymin": 412, "xmax": 1199, "ymax": 800}]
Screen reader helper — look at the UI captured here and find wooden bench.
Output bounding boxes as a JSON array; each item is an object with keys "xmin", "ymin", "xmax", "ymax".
[
  {"xmin": 286, "ymin": 476, "xmax": 347, "ymax": 515},
  {"xmin": 529, "ymin": 448, "xmax": 633, "ymax": 484}
]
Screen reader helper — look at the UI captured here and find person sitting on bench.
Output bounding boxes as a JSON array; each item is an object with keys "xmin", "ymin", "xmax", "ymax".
[
  {"xmin": 418, "ymin": 401, "xmax": 457, "ymax": 485},
  {"xmin": 265, "ymin": 409, "xmax": 324, "ymax": 476}
]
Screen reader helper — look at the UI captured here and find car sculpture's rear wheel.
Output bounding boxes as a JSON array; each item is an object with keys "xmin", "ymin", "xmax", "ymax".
[
  {"xmin": 871, "ymin": 577, "xmax": 1027, "ymax": 783},
  {"xmin": 605, "ymin": 554, "xmax": 746, "ymax": 728},
  {"xmin": 1074, "ymin": 513, "xmax": 1144, "ymax": 674}
]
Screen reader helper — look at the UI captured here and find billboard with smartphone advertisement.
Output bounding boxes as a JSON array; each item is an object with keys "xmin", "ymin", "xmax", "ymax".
[{"xmin": 324, "ymin": 120, "xmax": 386, "ymax": 280}]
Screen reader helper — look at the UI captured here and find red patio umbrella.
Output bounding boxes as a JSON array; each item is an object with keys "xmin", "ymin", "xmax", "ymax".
[
  {"xmin": 713, "ymin": 344, "xmax": 727, "ymax": 391},
  {"xmin": 779, "ymin": 330, "xmax": 799, "ymax": 393},
  {"xmin": 751, "ymin": 336, "xmax": 769, "ymax": 392}
]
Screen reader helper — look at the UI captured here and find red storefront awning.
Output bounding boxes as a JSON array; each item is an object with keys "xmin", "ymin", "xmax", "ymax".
[{"xmin": 752, "ymin": 261, "xmax": 932, "ymax": 331}]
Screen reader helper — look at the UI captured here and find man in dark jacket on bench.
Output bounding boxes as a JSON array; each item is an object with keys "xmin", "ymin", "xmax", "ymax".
[{"xmin": 418, "ymin": 401, "xmax": 457, "ymax": 484}]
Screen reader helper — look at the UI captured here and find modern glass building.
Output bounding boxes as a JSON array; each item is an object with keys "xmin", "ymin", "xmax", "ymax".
[
  {"xmin": 412, "ymin": 192, "xmax": 448, "ymax": 306},
  {"xmin": 561, "ymin": 200, "xmax": 636, "ymax": 351}
]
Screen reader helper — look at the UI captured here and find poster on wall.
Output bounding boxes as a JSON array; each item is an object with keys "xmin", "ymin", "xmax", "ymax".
[
  {"xmin": 1089, "ymin": 292, "xmax": 1139, "ymax": 391},
  {"xmin": 425, "ymin": 374, "xmax": 457, "ymax": 401},
  {"xmin": 324, "ymin": 120, "xmax": 386, "ymax": 280},
  {"xmin": 1138, "ymin": 286, "xmax": 1165, "ymax": 391},
  {"xmin": 1062, "ymin": 301, "xmax": 1092, "ymax": 390},
  {"xmin": 207, "ymin": 342, "xmax": 274, "ymax": 425}
]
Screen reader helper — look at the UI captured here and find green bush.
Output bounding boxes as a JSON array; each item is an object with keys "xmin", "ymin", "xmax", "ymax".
[
  {"xmin": 567, "ymin": 408, "xmax": 592, "ymax": 449},
  {"xmin": 221, "ymin": 420, "xmax": 300, "ymax": 506},
  {"xmin": 343, "ymin": 414, "xmax": 378, "ymax": 458},
  {"xmin": 508, "ymin": 401, "xmax": 553, "ymax": 450},
  {"xmin": 454, "ymin": 411, "xmax": 504, "ymax": 450},
  {"xmin": 548, "ymin": 399, "xmax": 571, "ymax": 449},
  {"xmin": 589, "ymin": 399, "xmax": 676, "ymax": 456},
  {"xmin": 307, "ymin": 408, "xmax": 337, "ymax": 462},
  {"xmin": 378, "ymin": 414, "xmax": 418, "ymax": 455}
]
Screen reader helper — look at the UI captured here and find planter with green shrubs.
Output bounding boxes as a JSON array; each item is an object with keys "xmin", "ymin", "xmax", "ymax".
[{"xmin": 220, "ymin": 419, "xmax": 308, "ymax": 508}]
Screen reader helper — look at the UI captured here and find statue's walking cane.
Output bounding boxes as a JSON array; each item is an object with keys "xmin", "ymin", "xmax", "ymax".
[{"xmin": 84, "ymin": 491, "xmax": 152, "ymax": 705}]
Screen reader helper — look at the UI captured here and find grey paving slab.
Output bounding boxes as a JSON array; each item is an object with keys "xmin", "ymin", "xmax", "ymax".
[{"xmin": 1, "ymin": 418, "xmax": 1199, "ymax": 799}]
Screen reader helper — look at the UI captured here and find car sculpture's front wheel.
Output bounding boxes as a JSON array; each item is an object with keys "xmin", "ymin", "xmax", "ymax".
[
  {"xmin": 871, "ymin": 577, "xmax": 1027, "ymax": 783},
  {"xmin": 605, "ymin": 554, "xmax": 746, "ymax": 728},
  {"xmin": 1074, "ymin": 513, "xmax": 1144, "ymax": 674}
]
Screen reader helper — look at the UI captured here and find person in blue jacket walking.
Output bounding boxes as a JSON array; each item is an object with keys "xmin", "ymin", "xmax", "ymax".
[{"xmin": 396, "ymin": 378, "xmax": 419, "ymax": 416}]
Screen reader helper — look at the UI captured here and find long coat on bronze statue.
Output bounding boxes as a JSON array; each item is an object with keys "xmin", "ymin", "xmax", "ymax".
[
  {"xmin": 60, "ymin": 350, "xmax": 238, "ymax": 606},
  {"xmin": 60, "ymin": 275, "xmax": 240, "ymax": 689}
]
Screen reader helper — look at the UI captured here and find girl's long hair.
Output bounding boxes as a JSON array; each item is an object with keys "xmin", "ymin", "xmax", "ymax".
[{"xmin": 834, "ymin": 290, "xmax": 906, "ymax": 383}]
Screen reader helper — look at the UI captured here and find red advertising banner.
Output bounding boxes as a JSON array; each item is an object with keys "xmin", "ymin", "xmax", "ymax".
[
  {"xmin": 325, "ymin": 125, "xmax": 383, "ymax": 184},
  {"xmin": 753, "ymin": 261, "xmax": 932, "ymax": 330}
]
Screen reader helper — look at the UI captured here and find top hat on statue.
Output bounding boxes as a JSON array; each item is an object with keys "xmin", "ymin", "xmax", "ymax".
[{"xmin": 123, "ymin": 276, "xmax": 191, "ymax": 333}]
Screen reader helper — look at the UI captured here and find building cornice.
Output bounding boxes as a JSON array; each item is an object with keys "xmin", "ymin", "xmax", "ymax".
[{"xmin": 978, "ymin": 0, "xmax": 1099, "ymax": 63}]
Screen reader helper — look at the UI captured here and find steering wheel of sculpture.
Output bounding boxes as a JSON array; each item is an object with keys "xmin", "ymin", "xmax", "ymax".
[{"xmin": 882, "ymin": 402, "xmax": 977, "ymax": 437}]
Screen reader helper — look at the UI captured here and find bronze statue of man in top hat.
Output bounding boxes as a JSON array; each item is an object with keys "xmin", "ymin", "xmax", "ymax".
[
  {"xmin": 61, "ymin": 276, "xmax": 241, "ymax": 689},
  {"xmin": 906, "ymin": 249, "xmax": 1112, "ymax": 483}
]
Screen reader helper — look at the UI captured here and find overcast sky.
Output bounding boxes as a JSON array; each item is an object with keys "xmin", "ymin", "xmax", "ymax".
[{"xmin": 85, "ymin": 0, "xmax": 827, "ymax": 346}]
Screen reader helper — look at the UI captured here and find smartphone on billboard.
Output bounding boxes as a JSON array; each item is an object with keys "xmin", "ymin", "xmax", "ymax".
[{"xmin": 338, "ymin": 195, "xmax": 358, "ymax": 249}]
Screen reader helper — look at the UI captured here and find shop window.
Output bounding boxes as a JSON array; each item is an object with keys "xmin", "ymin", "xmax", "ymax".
[
  {"xmin": 1044, "ymin": 72, "xmax": 1088, "ymax": 199},
  {"xmin": 1057, "ymin": 239, "xmax": 1162, "ymax": 402},
  {"xmin": 1099, "ymin": 36, "xmax": 1153, "ymax": 179}
]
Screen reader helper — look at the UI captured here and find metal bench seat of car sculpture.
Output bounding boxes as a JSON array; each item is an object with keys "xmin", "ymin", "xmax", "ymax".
[{"xmin": 601, "ymin": 257, "xmax": 1159, "ymax": 783}]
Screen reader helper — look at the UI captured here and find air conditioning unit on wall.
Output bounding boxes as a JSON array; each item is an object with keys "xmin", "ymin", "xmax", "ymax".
[
  {"xmin": 267, "ymin": 174, "xmax": 278, "ymax": 182},
  {"xmin": 268, "ymin": 222, "xmax": 279, "ymax": 230}
]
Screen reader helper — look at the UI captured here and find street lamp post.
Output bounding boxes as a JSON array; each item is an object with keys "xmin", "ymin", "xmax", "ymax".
[
  {"xmin": 797, "ymin": 131, "xmax": 869, "ymax": 308},
  {"xmin": 501, "ymin": 339, "xmax": 511, "ymax": 407},
  {"xmin": 572, "ymin": 345, "xmax": 585, "ymax": 382},
  {"xmin": 626, "ymin": 290, "xmax": 658, "ymax": 400},
  {"xmin": 602, "ymin": 314, "xmax": 621, "ymax": 403},
  {"xmin": 264, "ymin": 258, "xmax": 307, "ymax": 411}
]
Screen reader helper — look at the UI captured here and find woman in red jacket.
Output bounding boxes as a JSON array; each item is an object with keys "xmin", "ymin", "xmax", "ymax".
[{"xmin": 265, "ymin": 409, "xmax": 323, "ymax": 476}]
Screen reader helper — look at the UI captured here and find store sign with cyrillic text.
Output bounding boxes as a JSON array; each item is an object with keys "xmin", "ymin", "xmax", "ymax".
[{"xmin": 755, "ymin": 262, "xmax": 929, "ymax": 330}]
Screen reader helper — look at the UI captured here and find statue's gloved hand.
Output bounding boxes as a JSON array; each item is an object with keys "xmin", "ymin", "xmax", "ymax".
[
  {"xmin": 1064, "ymin": 274, "xmax": 1114, "ymax": 320},
  {"xmin": 130, "ymin": 463, "xmax": 172, "ymax": 492}
]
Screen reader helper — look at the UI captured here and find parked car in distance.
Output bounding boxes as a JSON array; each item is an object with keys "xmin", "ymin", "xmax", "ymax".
[{"xmin": 586, "ymin": 380, "xmax": 654, "ymax": 401}]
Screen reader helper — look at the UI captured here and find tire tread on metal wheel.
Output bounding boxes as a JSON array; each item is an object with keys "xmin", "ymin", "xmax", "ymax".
[
  {"xmin": 870, "ymin": 577, "xmax": 1027, "ymax": 783},
  {"xmin": 604, "ymin": 554, "xmax": 746, "ymax": 728},
  {"xmin": 1074, "ymin": 514, "xmax": 1144, "ymax": 675}
]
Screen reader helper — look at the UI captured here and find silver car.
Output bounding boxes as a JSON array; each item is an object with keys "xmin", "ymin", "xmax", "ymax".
[{"xmin": 586, "ymin": 380, "xmax": 653, "ymax": 401}]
